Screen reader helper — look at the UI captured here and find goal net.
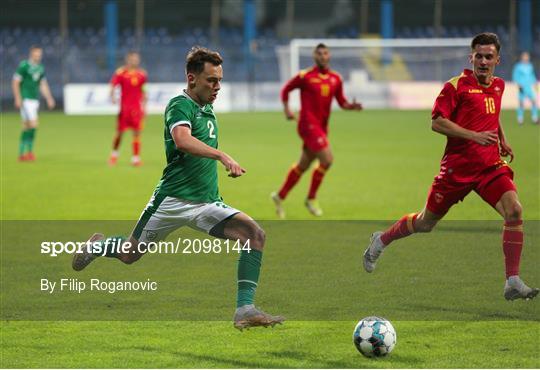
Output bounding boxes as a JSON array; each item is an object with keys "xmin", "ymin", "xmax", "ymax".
[{"xmin": 275, "ymin": 38, "xmax": 478, "ymax": 109}]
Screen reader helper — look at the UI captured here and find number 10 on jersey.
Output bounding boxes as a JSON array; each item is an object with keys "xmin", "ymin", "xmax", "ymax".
[{"xmin": 484, "ymin": 97, "xmax": 496, "ymax": 114}]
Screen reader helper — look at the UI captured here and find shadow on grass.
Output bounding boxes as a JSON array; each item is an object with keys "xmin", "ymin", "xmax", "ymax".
[
  {"xmin": 401, "ymin": 302, "xmax": 536, "ymax": 321},
  {"xmin": 429, "ymin": 220, "xmax": 539, "ymax": 234},
  {"xmin": 161, "ymin": 349, "xmax": 424, "ymax": 369}
]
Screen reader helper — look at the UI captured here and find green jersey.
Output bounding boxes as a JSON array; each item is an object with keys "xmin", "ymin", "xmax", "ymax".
[
  {"xmin": 154, "ymin": 91, "xmax": 221, "ymax": 203},
  {"xmin": 14, "ymin": 60, "xmax": 45, "ymax": 100}
]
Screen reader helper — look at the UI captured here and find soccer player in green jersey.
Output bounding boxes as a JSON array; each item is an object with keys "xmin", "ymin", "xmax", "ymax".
[
  {"xmin": 12, "ymin": 45, "xmax": 55, "ymax": 161},
  {"xmin": 73, "ymin": 46, "xmax": 284, "ymax": 330}
]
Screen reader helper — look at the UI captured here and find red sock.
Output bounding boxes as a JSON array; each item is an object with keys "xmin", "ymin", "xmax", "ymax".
[
  {"xmin": 133, "ymin": 138, "xmax": 141, "ymax": 156},
  {"xmin": 503, "ymin": 220, "xmax": 523, "ymax": 278},
  {"xmin": 112, "ymin": 134, "xmax": 122, "ymax": 151},
  {"xmin": 278, "ymin": 164, "xmax": 304, "ymax": 200},
  {"xmin": 380, "ymin": 213, "xmax": 419, "ymax": 246},
  {"xmin": 307, "ymin": 164, "xmax": 329, "ymax": 200}
]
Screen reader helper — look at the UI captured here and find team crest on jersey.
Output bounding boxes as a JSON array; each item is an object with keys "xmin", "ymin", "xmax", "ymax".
[
  {"xmin": 434, "ymin": 193, "xmax": 444, "ymax": 204},
  {"xmin": 145, "ymin": 230, "xmax": 157, "ymax": 241},
  {"xmin": 32, "ymin": 72, "xmax": 40, "ymax": 81}
]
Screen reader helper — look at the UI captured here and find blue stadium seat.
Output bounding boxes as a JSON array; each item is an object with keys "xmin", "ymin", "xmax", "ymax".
[{"xmin": 1, "ymin": 24, "xmax": 523, "ymax": 101}]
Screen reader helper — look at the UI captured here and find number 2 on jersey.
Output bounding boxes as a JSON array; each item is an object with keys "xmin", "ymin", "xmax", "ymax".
[
  {"xmin": 484, "ymin": 97, "xmax": 496, "ymax": 114},
  {"xmin": 207, "ymin": 121, "xmax": 216, "ymax": 138}
]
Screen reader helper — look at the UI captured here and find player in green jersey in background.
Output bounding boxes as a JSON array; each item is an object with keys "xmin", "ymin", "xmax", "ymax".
[
  {"xmin": 73, "ymin": 46, "xmax": 284, "ymax": 330},
  {"xmin": 12, "ymin": 45, "xmax": 55, "ymax": 161}
]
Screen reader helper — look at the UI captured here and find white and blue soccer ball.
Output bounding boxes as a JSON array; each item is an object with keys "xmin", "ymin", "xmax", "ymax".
[{"xmin": 353, "ymin": 316, "xmax": 397, "ymax": 358}]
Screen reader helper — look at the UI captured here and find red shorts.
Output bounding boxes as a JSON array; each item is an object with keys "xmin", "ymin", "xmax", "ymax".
[
  {"xmin": 426, "ymin": 165, "xmax": 516, "ymax": 216},
  {"xmin": 118, "ymin": 108, "xmax": 144, "ymax": 132},
  {"xmin": 298, "ymin": 124, "xmax": 329, "ymax": 152}
]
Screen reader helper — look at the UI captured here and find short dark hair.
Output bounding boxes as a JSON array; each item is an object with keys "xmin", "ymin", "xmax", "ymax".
[
  {"xmin": 29, "ymin": 45, "xmax": 42, "ymax": 51},
  {"xmin": 314, "ymin": 43, "xmax": 328, "ymax": 51},
  {"xmin": 186, "ymin": 46, "xmax": 223, "ymax": 74},
  {"xmin": 471, "ymin": 33, "xmax": 500, "ymax": 53}
]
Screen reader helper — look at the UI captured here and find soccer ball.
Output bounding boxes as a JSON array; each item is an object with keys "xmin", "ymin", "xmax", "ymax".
[{"xmin": 352, "ymin": 316, "xmax": 396, "ymax": 358}]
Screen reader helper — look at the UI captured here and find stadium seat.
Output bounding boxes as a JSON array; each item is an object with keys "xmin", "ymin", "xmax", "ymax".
[{"xmin": 0, "ymin": 23, "xmax": 522, "ymax": 103}]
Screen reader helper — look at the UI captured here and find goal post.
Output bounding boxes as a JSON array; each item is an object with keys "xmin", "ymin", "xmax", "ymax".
[
  {"xmin": 277, "ymin": 38, "xmax": 472, "ymax": 83},
  {"xmin": 275, "ymin": 38, "xmax": 474, "ymax": 109}
]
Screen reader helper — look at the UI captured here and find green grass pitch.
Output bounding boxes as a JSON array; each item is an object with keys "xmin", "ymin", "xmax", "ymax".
[{"xmin": 1, "ymin": 110, "xmax": 539, "ymax": 368}]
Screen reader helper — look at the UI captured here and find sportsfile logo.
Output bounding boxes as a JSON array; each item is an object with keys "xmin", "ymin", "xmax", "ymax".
[
  {"xmin": 41, "ymin": 238, "xmax": 130, "ymax": 257},
  {"xmin": 40, "ymin": 237, "xmax": 251, "ymax": 257}
]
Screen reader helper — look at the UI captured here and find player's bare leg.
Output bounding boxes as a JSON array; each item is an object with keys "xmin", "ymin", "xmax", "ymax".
[
  {"xmin": 363, "ymin": 208, "xmax": 443, "ymax": 272},
  {"xmin": 297, "ymin": 148, "xmax": 317, "ymax": 172},
  {"xmin": 109, "ymin": 130, "xmax": 123, "ymax": 166},
  {"xmin": 131, "ymin": 130, "xmax": 142, "ymax": 166},
  {"xmin": 72, "ymin": 234, "xmax": 144, "ymax": 271},
  {"xmin": 495, "ymin": 191, "xmax": 539, "ymax": 300},
  {"xmin": 113, "ymin": 235, "xmax": 146, "ymax": 264},
  {"xmin": 272, "ymin": 149, "xmax": 315, "ymax": 218},
  {"xmin": 210, "ymin": 212, "xmax": 284, "ymax": 330},
  {"xmin": 305, "ymin": 147, "xmax": 333, "ymax": 216}
]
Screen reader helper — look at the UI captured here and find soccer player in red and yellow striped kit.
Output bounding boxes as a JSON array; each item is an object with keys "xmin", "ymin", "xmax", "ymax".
[
  {"xmin": 109, "ymin": 51, "xmax": 147, "ymax": 167},
  {"xmin": 271, "ymin": 43, "xmax": 363, "ymax": 217},
  {"xmin": 363, "ymin": 33, "xmax": 538, "ymax": 301}
]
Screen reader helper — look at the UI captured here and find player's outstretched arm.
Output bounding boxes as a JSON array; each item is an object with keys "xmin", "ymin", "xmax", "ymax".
[
  {"xmin": 335, "ymin": 78, "xmax": 362, "ymax": 111},
  {"xmin": 172, "ymin": 125, "xmax": 246, "ymax": 178},
  {"xmin": 342, "ymin": 98, "xmax": 363, "ymax": 110},
  {"xmin": 40, "ymin": 79, "xmax": 55, "ymax": 109},
  {"xmin": 431, "ymin": 116, "xmax": 498, "ymax": 146}
]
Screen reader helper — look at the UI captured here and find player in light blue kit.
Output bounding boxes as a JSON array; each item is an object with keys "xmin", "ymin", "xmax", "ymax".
[{"xmin": 512, "ymin": 52, "xmax": 538, "ymax": 125}]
